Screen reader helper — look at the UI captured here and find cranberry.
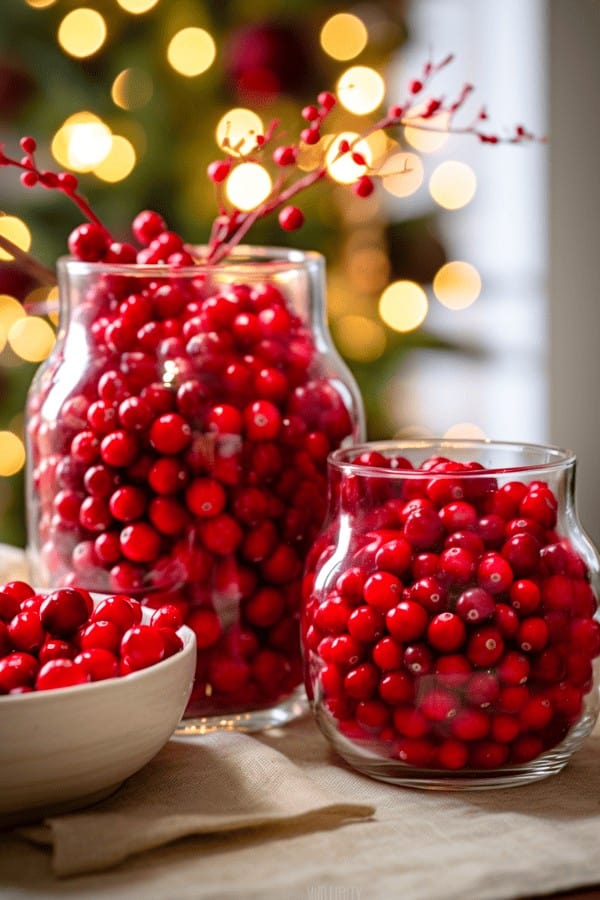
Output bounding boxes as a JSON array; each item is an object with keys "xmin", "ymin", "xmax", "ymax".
[
  {"xmin": 120, "ymin": 522, "xmax": 161, "ymax": 562},
  {"xmin": 120, "ymin": 624, "xmax": 165, "ymax": 671},
  {"xmin": 386, "ymin": 600, "xmax": 428, "ymax": 642},
  {"xmin": 0, "ymin": 652, "xmax": 39, "ymax": 692},
  {"xmin": 466, "ymin": 626, "xmax": 505, "ymax": 667},
  {"xmin": 39, "ymin": 588, "xmax": 91, "ymax": 636},
  {"xmin": 8, "ymin": 610, "xmax": 45, "ymax": 654},
  {"xmin": 74, "ymin": 648, "xmax": 119, "ymax": 681},
  {"xmin": 36, "ymin": 658, "xmax": 90, "ymax": 690},
  {"xmin": 149, "ymin": 413, "xmax": 192, "ymax": 455},
  {"xmin": 455, "ymin": 587, "xmax": 495, "ymax": 625},
  {"xmin": 363, "ymin": 571, "xmax": 402, "ymax": 611},
  {"xmin": 427, "ymin": 612, "xmax": 466, "ymax": 653}
]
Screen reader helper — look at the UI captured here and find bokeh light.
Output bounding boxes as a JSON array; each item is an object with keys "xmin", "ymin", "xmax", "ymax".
[
  {"xmin": 433, "ymin": 261, "xmax": 482, "ymax": 310},
  {"xmin": 0, "ymin": 432, "xmax": 26, "ymax": 477},
  {"xmin": 58, "ymin": 8, "xmax": 107, "ymax": 58},
  {"xmin": 0, "ymin": 217, "xmax": 32, "ymax": 261},
  {"xmin": 167, "ymin": 27, "xmax": 216, "ymax": 77},
  {"xmin": 404, "ymin": 111, "xmax": 451, "ymax": 153},
  {"xmin": 0, "ymin": 295, "xmax": 26, "ymax": 353},
  {"xmin": 8, "ymin": 317, "xmax": 55, "ymax": 362},
  {"xmin": 334, "ymin": 315, "xmax": 386, "ymax": 362},
  {"xmin": 443, "ymin": 422, "xmax": 488, "ymax": 440},
  {"xmin": 52, "ymin": 112, "xmax": 112, "ymax": 172},
  {"xmin": 379, "ymin": 281, "xmax": 429, "ymax": 332},
  {"xmin": 111, "ymin": 68, "xmax": 153, "ymax": 110},
  {"xmin": 429, "ymin": 161, "xmax": 477, "ymax": 210},
  {"xmin": 320, "ymin": 13, "xmax": 368, "ymax": 61},
  {"xmin": 337, "ymin": 66, "xmax": 385, "ymax": 115},
  {"xmin": 225, "ymin": 163, "xmax": 272, "ymax": 211},
  {"xmin": 216, "ymin": 108, "xmax": 264, "ymax": 157},
  {"xmin": 93, "ymin": 136, "xmax": 137, "ymax": 182},
  {"xmin": 325, "ymin": 132, "xmax": 371, "ymax": 184},
  {"xmin": 25, "ymin": 286, "xmax": 59, "ymax": 324},
  {"xmin": 117, "ymin": 0, "xmax": 159, "ymax": 12},
  {"xmin": 378, "ymin": 152, "xmax": 424, "ymax": 198},
  {"xmin": 24, "ymin": 0, "xmax": 57, "ymax": 7}
]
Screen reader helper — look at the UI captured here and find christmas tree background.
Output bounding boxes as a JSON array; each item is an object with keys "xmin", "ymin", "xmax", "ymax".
[{"xmin": 0, "ymin": 0, "xmax": 477, "ymax": 547}]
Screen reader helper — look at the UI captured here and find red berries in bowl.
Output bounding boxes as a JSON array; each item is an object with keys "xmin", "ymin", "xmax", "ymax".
[
  {"xmin": 302, "ymin": 440, "xmax": 600, "ymax": 788},
  {"xmin": 0, "ymin": 580, "xmax": 188, "ymax": 695}
]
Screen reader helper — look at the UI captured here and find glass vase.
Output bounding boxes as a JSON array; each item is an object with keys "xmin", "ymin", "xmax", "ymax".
[
  {"xmin": 302, "ymin": 440, "xmax": 600, "ymax": 788},
  {"xmin": 25, "ymin": 246, "xmax": 365, "ymax": 732}
]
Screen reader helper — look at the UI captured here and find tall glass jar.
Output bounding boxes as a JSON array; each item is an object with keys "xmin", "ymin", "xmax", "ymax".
[
  {"xmin": 25, "ymin": 247, "xmax": 365, "ymax": 731},
  {"xmin": 302, "ymin": 440, "xmax": 600, "ymax": 788}
]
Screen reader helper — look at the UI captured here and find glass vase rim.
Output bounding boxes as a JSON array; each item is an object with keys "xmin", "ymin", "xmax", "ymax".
[
  {"xmin": 329, "ymin": 438, "xmax": 577, "ymax": 478},
  {"xmin": 56, "ymin": 244, "xmax": 324, "ymax": 277}
]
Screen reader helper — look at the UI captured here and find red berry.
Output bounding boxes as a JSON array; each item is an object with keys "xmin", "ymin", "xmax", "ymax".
[
  {"xmin": 39, "ymin": 588, "xmax": 90, "ymax": 636},
  {"xmin": 68, "ymin": 223, "xmax": 110, "ymax": 261},
  {"xmin": 120, "ymin": 624, "xmax": 165, "ymax": 671},
  {"xmin": 35, "ymin": 658, "xmax": 89, "ymax": 691},
  {"xmin": 427, "ymin": 612, "xmax": 466, "ymax": 653},
  {"xmin": 278, "ymin": 206, "xmax": 304, "ymax": 231}
]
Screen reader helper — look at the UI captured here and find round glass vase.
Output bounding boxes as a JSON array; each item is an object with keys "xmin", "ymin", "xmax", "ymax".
[
  {"xmin": 25, "ymin": 246, "xmax": 365, "ymax": 733},
  {"xmin": 302, "ymin": 440, "xmax": 600, "ymax": 789}
]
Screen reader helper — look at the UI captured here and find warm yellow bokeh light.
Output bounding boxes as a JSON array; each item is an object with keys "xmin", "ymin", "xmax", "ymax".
[
  {"xmin": 334, "ymin": 315, "xmax": 386, "ymax": 363},
  {"xmin": 404, "ymin": 111, "xmax": 451, "ymax": 153},
  {"xmin": 117, "ymin": 0, "xmax": 159, "ymax": 12},
  {"xmin": 326, "ymin": 132, "xmax": 371, "ymax": 184},
  {"xmin": 167, "ymin": 27, "xmax": 216, "ymax": 77},
  {"xmin": 337, "ymin": 66, "xmax": 385, "ymax": 115},
  {"xmin": 51, "ymin": 112, "xmax": 112, "ymax": 172},
  {"xmin": 58, "ymin": 8, "xmax": 107, "ymax": 58},
  {"xmin": 225, "ymin": 163, "xmax": 272, "ymax": 211},
  {"xmin": 25, "ymin": 286, "xmax": 59, "ymax": 323},
  {"xmin": 320, "ymin": 13, "xmax": 368, "ymax": 61},
  {"xmin": 111, "ymin": 68, "xmax": 153, "ymax": 110},
  {"xmin": 0, "ymin": 217, "xmax": 31, "ymax": 262},
  {"xmin": 379, "ymin": 281, "xmax": 429, "ymax": 332},
  {"xmin": 8, "ymin": 317, "xmax": 55, "ymax": 362},
  {"xmin": 429, "ymin": 161, "xmax": 477, "ymax": 210},
  {"xmin": 93, "ymin": 136, "xmax": 137, "ymax": 182},
  {"xmin": 216, "ymin": 108, "xmax": 263, "ymax": 157},
  {"xmin": 378, "ymin": 152, "xmax": 424, "ymax": 198},
  {"xmin": 0, "ymin": 295, "xmax": 26, "ymax": 346},
  {"xmin": 24, "ymin": 0, "xmax": 57, "ymax": 7},
  {"xmin": 433, "ymin": 261, "xmax": 482, "ymax": 310},
  {"xmin": 443, "ymin": 422, "xmax": 488, "ymax": 440},
  {"xmin": 0, "ymin": 432, "xmax": 26, "ymax": 477}
]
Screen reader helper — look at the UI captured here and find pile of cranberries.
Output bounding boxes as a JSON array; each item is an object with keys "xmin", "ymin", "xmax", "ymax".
[
  {"xmin": 26, "ymin": 211, "xmax": 356, "ymax": 716},
  {"xmin": 0, "ymin": 580, "xmax": 184, "ymax": 694},
  {"xmin": 302, "ymin": 451, "xmax": 600, "ymax": 772}
]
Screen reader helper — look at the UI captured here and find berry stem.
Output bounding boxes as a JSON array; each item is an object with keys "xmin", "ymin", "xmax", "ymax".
[{"xmin": 0, "ymin": 232, "xmax": 56, "ymax": 285}]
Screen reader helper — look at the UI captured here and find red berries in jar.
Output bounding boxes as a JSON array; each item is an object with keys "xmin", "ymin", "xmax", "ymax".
[
  {"xmin": 25, "ymin": 247, "xmax": 364, "ymax": 728},
  {"xmin": 302, "ymin": 440, "xmax": 600, "ymax": 788}
]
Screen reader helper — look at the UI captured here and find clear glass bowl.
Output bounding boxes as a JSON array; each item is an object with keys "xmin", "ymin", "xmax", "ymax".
[{"xmin": 302, "ymin": 440, "xmax": 600, "ymax": 788}]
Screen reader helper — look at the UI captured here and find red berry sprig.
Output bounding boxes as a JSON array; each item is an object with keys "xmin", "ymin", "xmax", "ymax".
[
  {"xmin": 202, "ymin": 53, "xmax": 542, "ymax": 264},
  {"xmin": 0, "ymin": 54, "xmax": 543, "ymax": 270}
]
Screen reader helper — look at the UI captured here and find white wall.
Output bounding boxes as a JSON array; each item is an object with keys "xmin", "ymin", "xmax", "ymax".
[{"xmin": 549, "ymin": 0, "xmax": 600, "ymax": 541}]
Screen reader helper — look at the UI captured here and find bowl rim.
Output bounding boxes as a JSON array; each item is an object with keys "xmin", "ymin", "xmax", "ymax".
[
  {"xmin": 329, "ymin": 438, "xmax": 577, "ymax": 478},
  {"xmin": 0, "ymin": 596, "xmax": 196, "ymax": 704}
]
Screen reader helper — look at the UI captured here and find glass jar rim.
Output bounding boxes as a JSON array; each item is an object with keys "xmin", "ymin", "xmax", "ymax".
[
  {"xmin": 329, "ymin": 439, "xmax": 576, "ymax": 478},
  {"xmin": 57, "ymin": 244, "xmax": 323, "ymax": 278}
]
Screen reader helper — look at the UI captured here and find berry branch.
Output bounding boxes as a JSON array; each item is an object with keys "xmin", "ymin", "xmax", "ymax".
[
  {"xmin": 202, "ymin": 53, "xmax": 543, "ymax": 264},
  {"xmin": 0, "ymin": 53, "xmax": 543, "ymax": 273}
]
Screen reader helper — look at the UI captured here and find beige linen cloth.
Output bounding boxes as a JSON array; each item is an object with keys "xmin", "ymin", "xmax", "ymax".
[
  {"xmin": 3, "ymin": 543, "xmax": 600, "ymax": 899},
  {"xmin": 17, "ymin": 733, "xmax": 374, "ymax": 878}
]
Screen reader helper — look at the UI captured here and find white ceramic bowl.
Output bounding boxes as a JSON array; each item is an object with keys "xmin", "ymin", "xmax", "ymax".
[{"xmin": 0, "ymin": 602, "xmax": 196, "ymax": 827}]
